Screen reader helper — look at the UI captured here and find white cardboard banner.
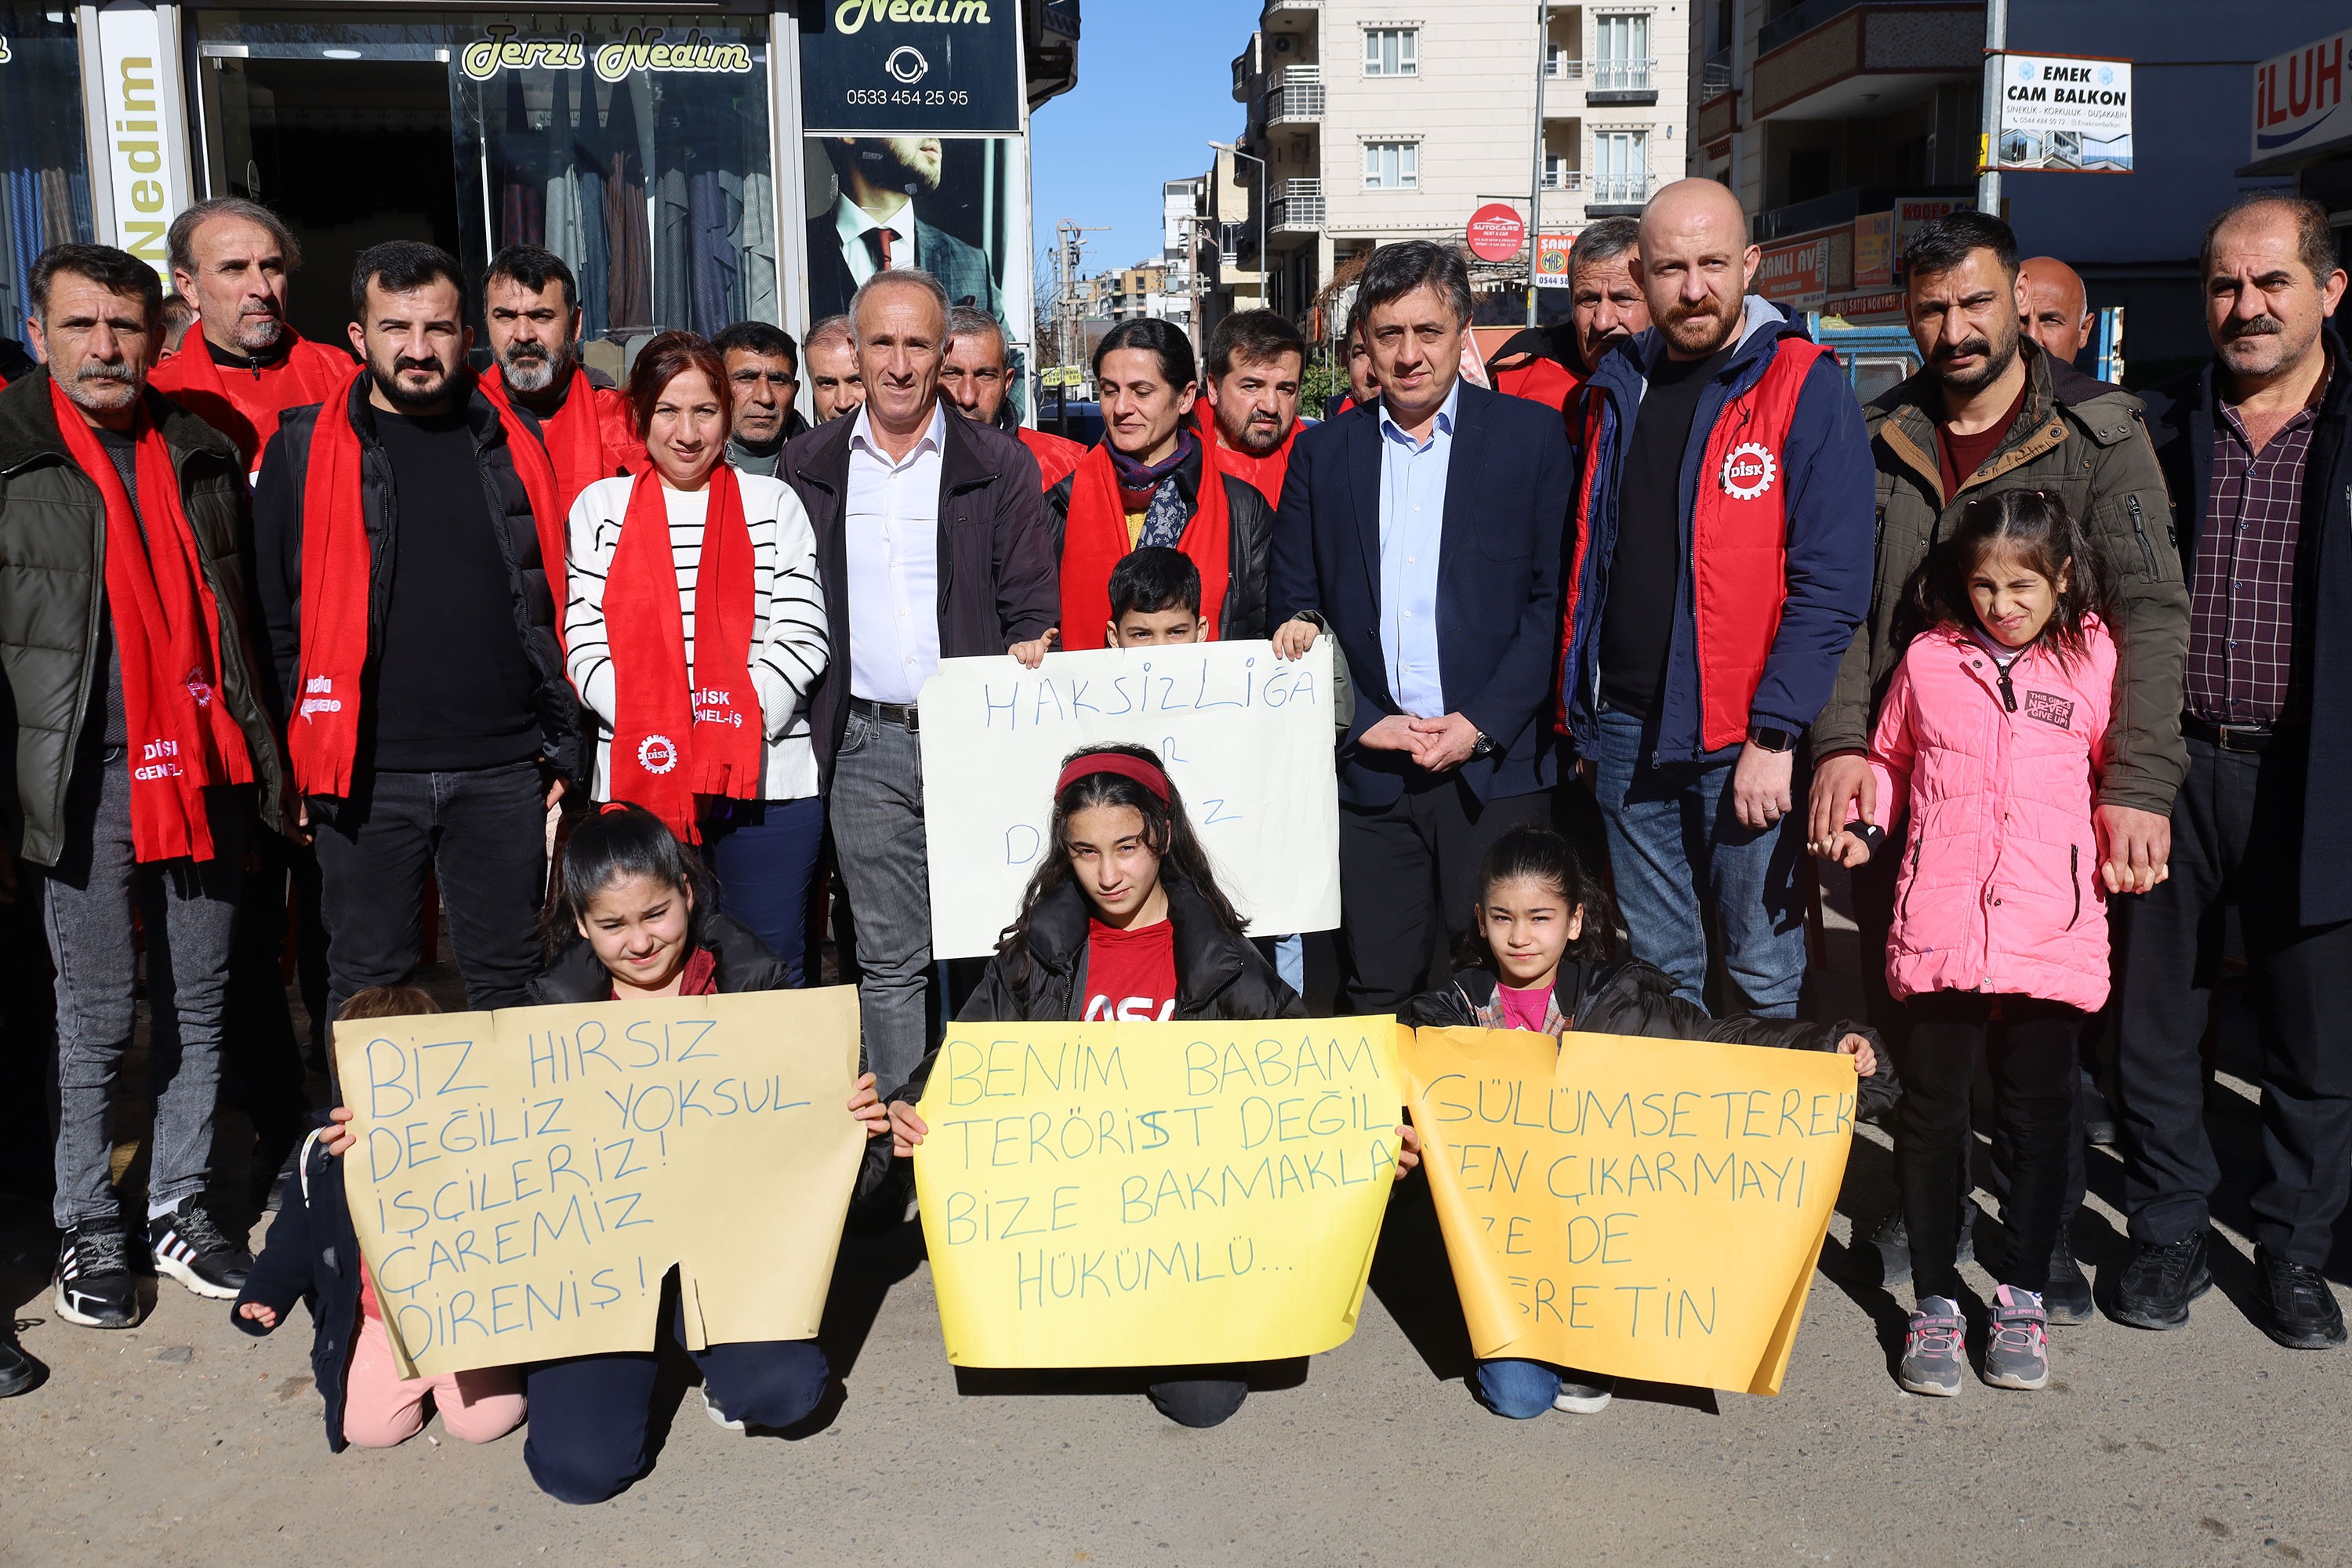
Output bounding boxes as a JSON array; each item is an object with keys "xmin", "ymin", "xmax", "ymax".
[{"xmin": 916, "ymin": 640, "xmax": 1340, "ymax": 961}]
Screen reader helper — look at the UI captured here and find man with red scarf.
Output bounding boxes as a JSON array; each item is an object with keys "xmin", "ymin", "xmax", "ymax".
[
  {"xmin": 0, "ymin": 244, "xmax": 287, "ymax": 1329},
  {"xmin": 940, "ymin": 306, "xmax": 1085, "ymax": 488},
  {"xmin": 1195, "ymin": 308, "xmax": 1310, "ymax": 506},
  {"xmin": 478, "ymin": 245, "xmax": 644, "ymax": 541},
  {"xmin": 252, "ymin": 241, "xmax": 584, "ymax": 1025},
  {"xmin": 147, "ymin": 197, "xmax": 354, "ymax": 476},
  {"xmin": 1047, "ymin": 317, "xmax": 1275, "ymax": 648}
]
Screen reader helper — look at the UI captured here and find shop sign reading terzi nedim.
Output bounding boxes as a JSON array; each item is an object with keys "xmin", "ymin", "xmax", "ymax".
[
  {"xmin": 460, "ymin": 26, "xmax": 753, "ymax": 83},
  {"xmin": 800, "ymin": 0, "xmax": 1021, "ymax": 134}
]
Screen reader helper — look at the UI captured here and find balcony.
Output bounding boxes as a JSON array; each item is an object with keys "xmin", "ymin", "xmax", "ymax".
[
  {"xmin": 1542, "ymin": 167, "xmax": 1584, "ymax": 193},
  {"xmin": 1262, "ymin": 0, "xmax": 1320, "ymax": 25},
  {"xmin": 1544, "ymin": 50, "xmax": 1582, "ymax": 81},
  {"xmin": 1759, "ymin": 0, "xmax": 1864, "ymax": 54},
  {"xmin": 1270, "ymin": 179, "xmax": 1324, "ymax": 233},
  {"xmin": 1700, "ymin": 48, "xmax": 1733, "ymax": 101},
  {"xmin": 1751, "ymin": 181, "xmax": 1972, "ymax": 242},
  {"xmin": 1588, "ymin": 57, "xmax": 1657, "ymax": 105},
  {"xmin": 1587, "ymin": 173, "xmax": 1650, "ymax": 214},
  {"xmin": 1750, "ymin": 2, "xmax": 1983, "ymax": 123},
  {"xmin": 1266, "ymin": 64, "xmax": 1323, "ymax": 126}
]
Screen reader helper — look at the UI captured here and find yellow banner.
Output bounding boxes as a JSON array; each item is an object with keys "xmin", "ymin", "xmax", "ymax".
[
  {"xmin": 333, "ymin": 988, "xmax": 866, "ymax": 1377},
  {"xmin": 913, "ymin": 1017, "xmax": 1404, "ymax": 1367},
  {"xmin": 1398, "ymin": 1027, "xmax": 1854, "ymax": 1396}
]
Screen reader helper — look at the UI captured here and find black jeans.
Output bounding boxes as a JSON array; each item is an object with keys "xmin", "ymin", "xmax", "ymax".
[
  {"xmin": 310, "ymin": 760, "xmax": 549, "ymax": 1025},
  {"xmin": 222, "ymin": 828, "xmax": 320, "ymax": 1159},
  {"xmin": 1898, "ymin": 992, "xmax": 2082, "ymax": 1301},
  {"xmin": 2113, "ymin": 733, "xmax": 2352, "ymax": 1267},
  {"xmin": 1338, "ymin": 775, "xmax": 1553, "ymax": 1011}
]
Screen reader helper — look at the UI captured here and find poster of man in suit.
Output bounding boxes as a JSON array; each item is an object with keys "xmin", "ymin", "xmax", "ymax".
[{"xmin": 804, "ymin": 136, "xmax": 1010, "ymax": 327}]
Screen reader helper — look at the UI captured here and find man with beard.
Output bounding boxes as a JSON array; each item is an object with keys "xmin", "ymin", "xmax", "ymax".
[
  {"xmin": 252, "ymin": 242, "xmax": 582, "ymax": 1020},
  {"xmin": 805, "ymin": 315, "xmax": 866, "ymax": 423},
  {"xmin": 1560, "ymin": 179, "xmax": 1871, "ymax": 1020},
  {"xmin": 714, "ymin": 320, "xmax": 808, "ymax": 477},
  {"xmin": 807, "ymin": 137, "xmax": 1000, "ymax": 325},
  {"xmin": 0, "ymin": 244, "xmax": 285, "ymax": 1327},
  {"xmin": 1807, "ymin": 211, "xmax": 2183, "ymax": 1321},
  {"xmin": 941, "ymin": 306, "xmax": 1084, "ymax": 488},
  {"xmin": 479, "ymin": 246, "xmax": 642, "ymax": 546},
  {"xmin": 150, "ymin": 197, "xmax": 354, "ymax": 475},
  {"xmin": 1195, "ymin": 308, "xmax": 1308, "ymax": 505},
  {"xmin": 2111, "ymin": 194, "xmax": 2352, "ymax": 1347}
]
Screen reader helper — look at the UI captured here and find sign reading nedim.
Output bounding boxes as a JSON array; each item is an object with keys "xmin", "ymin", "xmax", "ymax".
[
  {"xmin": 916, "ymin": 641, "xmax": 1341, "ymax": 961},
  {"xmin": 335, "ymin": 989, "xmax": 866, "ymax": 1378},
  {"xmin": 914, "ymin": 1017, "xmax": 1404, "ymax": 1367}
]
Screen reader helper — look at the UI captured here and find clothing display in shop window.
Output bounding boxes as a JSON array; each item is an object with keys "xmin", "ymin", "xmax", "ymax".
[
  {"xmin": 604, "ymin": 79, "xmax": 652, "ymax": 334},
  {"xmin": 498, "ymin": 76, "xmax": 545, "ymax": 250},
  {"xmin": 691, "ymin": 172, "xmax": 742, "ymax": 333},
  {"xmin": 741, "ymin": 171, "xmax": 778, "ymax": 325},
  {"xmin": 653, "ymin": 163, "xmax": 691, "ymax": 335}
]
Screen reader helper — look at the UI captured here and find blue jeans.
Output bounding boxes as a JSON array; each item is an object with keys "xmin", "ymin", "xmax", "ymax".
[
  {"xmin": 704, "ymin": 795, "xmax": 826, "ymax": 985},
  {"xmin": 1589, "ymin": 706, "xmax": 1807, "ymax": 1018},
  {"xmin": 1474, "ymin": 1357, "xmax": 1564, "ymax": 1419}
]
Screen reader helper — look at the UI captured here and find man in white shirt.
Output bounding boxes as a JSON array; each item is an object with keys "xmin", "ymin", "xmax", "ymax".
[
  {"xmin": 783, "ymin": 269, "xmax": 1057, "ymax": 1096},
  {"xmin": 805, "ymin": 138, "xmax": 1004, "ymax": 330}
]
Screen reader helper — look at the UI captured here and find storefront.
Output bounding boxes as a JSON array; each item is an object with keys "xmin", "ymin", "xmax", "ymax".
[
  {"xmin": 2, "ymin": 5, "xmax": 97, "ymax": 330},
  {"xmin": 37, "ymin": 0, "xmax": 1065, "ymax": 401}
]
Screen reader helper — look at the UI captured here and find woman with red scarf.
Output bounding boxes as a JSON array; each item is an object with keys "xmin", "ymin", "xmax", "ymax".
[
  {"xmin": 1045, "ymin": 319, "xmax": 1276, "ymax": 649},
  {"xmin": 561, "ymin": 333, "xmax": 831, "ymax": 982}
]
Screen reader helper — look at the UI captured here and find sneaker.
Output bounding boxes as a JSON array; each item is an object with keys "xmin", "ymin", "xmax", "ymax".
[
  {"xmin": 2252, "ymin": 1247, "xmax": 2348, "ymax": 1349},
  {"xmin": 1551, "ymin": 1374, "xmax": 1614, "ymax": 1414},
  {"xmin": 147, "ymin": 1204, "xmax": 252, "ymax": 1299},
  {"xmin": 699, "ymin": 1386, "xmax": 746, "ymax": 1433},
  {"xmin": 53, "ymin": 1222, "xmax": 139, "ymax": 1328},
  {"xmin": 0, "ymin": 1330, "xmax": 40, "ymax": 1396},
  {"xmin": 2078, "ymin": 1073, "xmax": 2117, "ymax": 1146},
  {"xmin": 2110, "ymin": 1232, "xmax": 2211, "ymax": 1330},
  {"xmin": 2045, "ymin": 1240, "xmax": 2094, "ymax": 1326},
  {"xmin": 1983, "ymin": 1284, "xmax": 2050, "ymax": 1389},
  {"xmin": 1897, "ymin": 1296, "xmax": 1966, "ymax": 1396}
]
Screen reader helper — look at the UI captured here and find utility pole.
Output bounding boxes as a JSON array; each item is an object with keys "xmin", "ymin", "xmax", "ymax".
[
  {"xmin": 1977, "ymin": 0, "xmax": 2006, "ymax": 215},
  {"xmin": 1528, "ymin": 0, "xmax": 1549, "ymax": 328},
  {"xmin": 1053, "ymin": 218, "xmax": 1108, "ymax": 391}
]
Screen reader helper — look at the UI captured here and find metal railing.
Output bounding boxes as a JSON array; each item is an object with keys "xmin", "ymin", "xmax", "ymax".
[
  {"xmin": 1588, "ymin": 172, "xmax": 1650, "ymax": 205},
  {"xmin": 1700, "ymin": 49, "xmax": 1733, "ymax": 100},
  {"xmin": 1591, "ymin": 57, "xmax": 1654, "ymax": 92},
  {"xmin": 1545, "ymin": 52, "xmax": 1583, "ymax": 79},
  {"xmin": 1543, "ymin": 166, "xmax": 1584, "ymax": 192},
  {"xmin": 1271, "ymin": 179, "xmax": 1325, "ymax": 230},
  {"xmin": 1267, "ymin": 63, "xmax": 1324, "ymax": 122},
  {"xmin": 1758, "ymin": 0, "xmax": 1864, "ymax": 54}
]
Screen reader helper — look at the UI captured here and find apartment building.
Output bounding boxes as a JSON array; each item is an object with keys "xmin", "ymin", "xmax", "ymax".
[
  {"xmin": 1690, "ymin": 0, "xmax": 2347, "ymax": 381},
  {"xmin": 1085, "ymin": 262, "xmax": 1191, "ymax": 325},
  {"xmin": 1198, "ymin": 0, "xmax": 1690, "ymax": 339}
]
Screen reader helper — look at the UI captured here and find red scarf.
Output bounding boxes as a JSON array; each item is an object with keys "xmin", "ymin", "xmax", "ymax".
[
  {"xmin": 148, "ymin": 331, "xmax": 352, "ymax": 474},
  {"xmin": 1191, "ymin": 394, "xmax": 1298, "ymax": 506},
  {"xmin": 286, "ymin": 371, "xmax": 375, "ymax": 798},
  {"xmin": 479, "ymin": 365, "xmax": 644, "ymax": 633},
  {"xmin": 1058, "ymin": 439, "xmax": 1230, "ymax": 650},
  {"xmin": 47, "ymin": 382, "xmax": 253, "ymax": 860},
  {"xmin": 602, "ymin": 466, "xmax": 762, "ymax": 840}
]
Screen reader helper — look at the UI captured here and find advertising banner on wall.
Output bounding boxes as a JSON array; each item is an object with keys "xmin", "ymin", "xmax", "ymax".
[
  {"xmin": 1756, "ymin": 233, "xmax": 1829, "ymax": 309},
  {"xmin": 799, "ymin": 0, "xmax": 1024, "ymax": 134},
  {"xmin": 1991, "ymin": 53, "xmax": 2133, "ymax": 173},
  {"xmin": 1532, "ymin": 231, "xmax": 1579, "ymax": 289},
  {"xmin": 95, "ymin": 0, "xmax": 193, "ymax": 285},
  {"xmin": 2251, "ymin": 29, "xmax": 2351, "ymax": 165}
]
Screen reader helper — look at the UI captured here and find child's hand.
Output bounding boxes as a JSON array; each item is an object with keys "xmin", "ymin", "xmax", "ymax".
[
  {"xmin": 846, "ymin": 1073, "xmax": 887, "ymax": 1139},
  {"xmin": 1008, "ymin": 628, "xmax": 1058, "ymax": 668},
  {"xmin": 1813, "ymin": 829, "xmax": 1871, "ymax": 868},
  {"xmin": 889, "ymin": 1099, "xmax": 929, "ymax": 1159},
  {"xmin": 1392, "ymin": 1121, "xmax": 1421, "ymax": 1181},
  {"xmin": 1835, "ymin": 1033, "xmax": 1878, "ymax": 1080},
  {"xmin": 321, "ymin": 1105, "xmax": 356, "ymax": 1158},
  {"xmin": 236, "ymin": 1301, "xmax": 277, "ymax": 1329},
  {"xmin": 1271, "ymin": 618, "xmax": 1319, "ymax": 661}
]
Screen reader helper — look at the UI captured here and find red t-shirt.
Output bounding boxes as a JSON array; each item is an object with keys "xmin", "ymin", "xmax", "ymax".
[
  {"xmin": 608, "ymin": 945, "xmax": 718, "ymax": 1001},
  {"xmin": 1083, "ymin": 919, "xmax": 1178, "ymax": 1022},
  {"xmin": 1497, "ymin": 984, "xmax": 1553, "ymax": 1035},
  {"xmin": 1936, "ymin": 378, "xmax": 2027, "ymax": 501}
]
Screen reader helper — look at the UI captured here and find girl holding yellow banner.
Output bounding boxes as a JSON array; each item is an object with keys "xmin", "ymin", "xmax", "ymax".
[
  {"xmin": 888, "ymin": 744, "xmax": 1421, "ymax": 1426},
  {"xmin": 1403, "ymin": 826, "xmax": 1889, "ymax": 1420}
]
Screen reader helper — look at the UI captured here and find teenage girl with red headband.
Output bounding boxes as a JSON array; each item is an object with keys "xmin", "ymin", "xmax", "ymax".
[{"xmin": 887, "ymin": 742, "xmax": 1421, "ymax": 1428}]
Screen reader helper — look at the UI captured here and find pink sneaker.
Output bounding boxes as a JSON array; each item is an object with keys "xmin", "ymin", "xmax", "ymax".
[{"xmin": 1984, "ymin": 1283, "xmax": 2049, "ymax": 1390}]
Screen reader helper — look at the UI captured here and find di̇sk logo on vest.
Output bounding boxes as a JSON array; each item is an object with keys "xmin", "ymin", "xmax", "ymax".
[
  {"xmin": 637, "ymin": 734, "xmax": 680, "ymax": 774},
  {"xmin": 1720, "ymin": 441, "xmax": 1778, "ymax": 501}
]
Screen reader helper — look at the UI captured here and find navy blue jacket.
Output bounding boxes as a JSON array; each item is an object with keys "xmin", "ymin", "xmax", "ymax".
[
  {"xmin": 2140, "ymin": 327, "xmax": 2352, "ymax": 927},
  {"xmin": 233, "ymin": 1129, "xmax": 365, "ymax": 1452},
  {"xmin": 1269, "ymin": 380, "xmax": 1572, "ymax": 808},
  {"xmin": 1562, "ymin": 297, "xmax": 1874, "ymax": 763}
]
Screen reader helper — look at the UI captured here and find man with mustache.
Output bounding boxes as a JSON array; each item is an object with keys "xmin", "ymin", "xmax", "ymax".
[
  {"xmin": 0, "ymin": 243, "xmax": 286, "ymax": 1329},
  {"xmin": 479, "ymin": 245, "xmax": 643, "ymax": 529},
  {"xmin": 807, "ymin": 136, "xmax": 1001, "ymax": 328},
  {"xmin": 714, "ymin": 319, "xmax": 809, "ymax": 477},
  {"xmin": 2114, "ymin": 193, "xmax": 2352, "ymax": 1348},
  {"xmin": 1809, "ymin": 209, "xmax": 2183, "ymax": 1323},
  {"xmin": 1559, "ymin": 178, "xmax": 1872, "ymax": 1022},
  {"xmin": 149, "ymin": 197, "xmax": 354, "ymax": 476},
  {"xmin": 1482, "ymin": 218, "xmax": 1650, "ymax": 421},
  {"xmin": 1194, "ymin": 309, "xmax": 1309, "ymax": 506},
  {"xmin": 941, "ymin": 306, "xmax": 1084, "ymax": 488},
  {"xmin": 252, "ymin": 241, "xmax": 583, "ymax": 1022}
]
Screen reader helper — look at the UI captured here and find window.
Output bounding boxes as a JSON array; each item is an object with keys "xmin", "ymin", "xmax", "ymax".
[
  {"xmin": 1363, "ymin": 140, "xmax": 1419, "ymax": 190},
  {"xmin": 1595, "ymin": 13, "xmax": 1651, "ymax": 91},
  {"xmin": 1363, "ymin": 27, "xmax": 1417, "ymax": 77},
  {"xmin": 1592, "ymin": 130, "xmax": 1647, "ymax": 204}
]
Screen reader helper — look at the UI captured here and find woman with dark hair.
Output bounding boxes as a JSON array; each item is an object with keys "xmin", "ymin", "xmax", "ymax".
[
  {"xmin": 1403, "ymin": 824, "xmax": 1890, "ymax": 1421},
  {"xmin": 887, "ymin": 744, "xmax": 1417, "ymax": 1428},
  {"xmin": 561, "ymin": 330, "xmax": 832, "ymax": 983},
  {"xmin": 1047, "ymin": 318, "xmax": 1276, "ymax": 648}
]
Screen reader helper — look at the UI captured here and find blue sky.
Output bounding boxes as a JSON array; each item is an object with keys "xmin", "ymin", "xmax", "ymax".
[{"xmin": 1028, "ymin": 0, "xmax": 1262, "ymax": 278}]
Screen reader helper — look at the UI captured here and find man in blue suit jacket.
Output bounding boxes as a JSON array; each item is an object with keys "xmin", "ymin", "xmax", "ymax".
[{"xmin": 1271, "ymin": 241, "xmax": 1572, "ymax": 1008}]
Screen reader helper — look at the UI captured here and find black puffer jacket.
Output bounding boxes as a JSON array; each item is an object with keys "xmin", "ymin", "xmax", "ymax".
[
  {"xmin": 525, "ymin": 911, "xmax": 789, "ymax": 1004},
  {"xmin": 232, "ymin": 1127, "xmax": 367, "ymax": 1451},
  {"xmin": 891, "ymin": 873, "xmax": 1305, "ymax": 1107},
  {"xmin": 0, "ymin": 369, "xmax": 289, "ymax": 865},
  {"xmin": 1044, "ymin": 437, "xmax": 1276, "ymax": 640},
  {"xmin": 1403, "ymin": 958, "xmax": 1898, "ymax": 1120},
  {"xmin": 249, "ymin": 374, "xmax": 585, "ymax": 796}
]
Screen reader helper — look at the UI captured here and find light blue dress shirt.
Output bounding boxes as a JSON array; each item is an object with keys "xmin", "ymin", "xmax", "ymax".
[{"xmin": 1377, "ymin": 381, "xmax": 1458, "ymax": 719}]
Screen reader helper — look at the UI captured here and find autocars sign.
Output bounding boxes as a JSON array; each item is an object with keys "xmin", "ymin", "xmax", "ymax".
[{"xmin": 1466, "ymin": 202, "xmax": 1527, "ymax": 263}]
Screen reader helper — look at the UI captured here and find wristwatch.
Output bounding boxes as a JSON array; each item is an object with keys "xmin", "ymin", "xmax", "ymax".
[
  {"xmin": 1468, "ymin": 730, "xmax": 1499, "ymax": 760},
  {"xmin": 1747, "ymin": 724, "xmax": 1798, "ymax": 753}
]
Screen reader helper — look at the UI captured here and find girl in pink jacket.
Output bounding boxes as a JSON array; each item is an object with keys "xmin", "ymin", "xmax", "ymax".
[{"xmin": 1816, "ymin": 490, "xmax": 2117, "ymax": 1401}]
